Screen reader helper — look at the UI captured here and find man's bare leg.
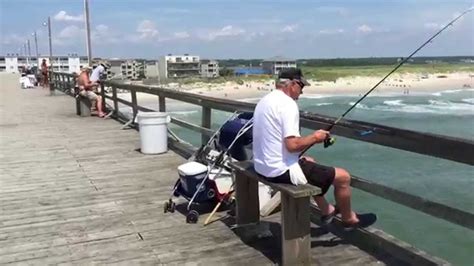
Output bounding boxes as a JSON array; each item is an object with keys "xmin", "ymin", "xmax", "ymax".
[
  {"xmin": 96, "ymin": 96, "xmax": 105, "ymax": 117},
  {"xmin": 333, "ymin": 167, "xmax": 359, "ymax": 223},
  {"xmin": 313, "ymin": 196, "xmax": 335, "ymax": 216}
]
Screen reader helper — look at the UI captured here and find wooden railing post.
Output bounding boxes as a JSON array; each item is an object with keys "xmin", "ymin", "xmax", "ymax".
[
  {"xmin": 100, "ymin": 83, "xmax": 106, "ymax": 111},
  {"xmin": 158, "ymin": 93, "xmax": 166, "ymax": 112},
  {"xmin": 49, "ymin": 71, "xmax": 55, "ymax": 96},
  {"xmin": 235, "ymin": 172, "xmax": 260, "ymax": 225},
  {"xmin": 112, "ymin": 86, "xmax": 118, "ymax": 117},
  {"xmin": 131, "ymin": 90, "xmax": 138, "ymax": 119},
  {"xmin": 66, "ymin": 75, "xmax": 71, "ymax": 94},
  {"xmin": 201, "ymin": 106, "xmax": 211, "ymax": 145}
]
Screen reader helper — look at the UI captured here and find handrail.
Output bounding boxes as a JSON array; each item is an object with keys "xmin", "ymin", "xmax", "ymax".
[{"xmin": 50, "ymin": 71, "xmax": 474, "ymax": 230}]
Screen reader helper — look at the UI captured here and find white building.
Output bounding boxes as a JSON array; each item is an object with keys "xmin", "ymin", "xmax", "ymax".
[
  {"xmin": 262, "ymin": 56, "xmax": 297, "ymax": 75},
  {"xmin": 121, "ymin": 60, "xmax": 145, "ymax": 80},
  {"xmin": 158, "ymin": 54, "xmax": 200, "ymax": 80},
  {"xmin": 145, "ymin": 60, "xmax": 159, "ymax": 78},
  {"xmin": 201, "ymin": 59, "xmax": 219, "ymax": 78},
  {"xmin": 0, "ymin": 55, "xmax": 87, "ymax": 74}
]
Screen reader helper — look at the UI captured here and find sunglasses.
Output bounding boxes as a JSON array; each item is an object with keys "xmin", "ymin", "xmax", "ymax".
[{"xmin": 294, "ymin": 80, "xmax": 305, "ymax": 90}]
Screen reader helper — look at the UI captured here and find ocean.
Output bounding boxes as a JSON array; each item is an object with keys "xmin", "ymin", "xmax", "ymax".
[{"xmin": 124, "ymin": 88, "xmax": 474, "ymax": 265}]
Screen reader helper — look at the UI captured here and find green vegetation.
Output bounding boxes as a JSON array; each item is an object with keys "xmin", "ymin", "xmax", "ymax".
[{"xmin": 301, "ymin": 63, "xmax": 474, "ymax": 82}]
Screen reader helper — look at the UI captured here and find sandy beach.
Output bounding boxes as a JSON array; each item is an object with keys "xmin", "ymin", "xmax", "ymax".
[{"xmin": 118, "ymin": 72, "xmax": 473, "ymax": 106}]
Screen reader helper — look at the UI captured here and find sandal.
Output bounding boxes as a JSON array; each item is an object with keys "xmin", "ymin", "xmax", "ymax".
[
  {"xmin": 320, "ymin": 207, "xmax": 339, "ymax": 225},
  {"xmin": 342, "ymin": 213, "xmax": 377, "ymax": 232}
]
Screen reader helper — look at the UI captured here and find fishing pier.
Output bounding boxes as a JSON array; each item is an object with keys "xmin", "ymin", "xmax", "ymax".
[{"xmin": 0, "ymin": 72, "xmax": 472, "ymax": 265}]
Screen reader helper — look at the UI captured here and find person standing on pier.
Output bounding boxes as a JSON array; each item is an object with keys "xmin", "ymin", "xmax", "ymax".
[
  {"xmin": 90, "ymin": 62, "xmax": 107, "ymax": 91},
  {"xmin": 77, "ymin": 66, "xmax": 105, "ymax": 118},
  {"xmin": 40, "ymin": 59, "xmax": 49, "ymax": 89},
  {"xmin": 253, "ymin": 68, "xmax": 374, "ymax": 230}
]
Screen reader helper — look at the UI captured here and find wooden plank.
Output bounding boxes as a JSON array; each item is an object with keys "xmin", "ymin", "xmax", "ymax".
[
  {"xmin": 351, "ymin": 175, "xmax": 474, "ymax": 230},
  {"xmin": 170, "ymin": 117, "xmax": 214, "ymax": 137},
  {"xmin": 230, "ymin": 161, "xmax": 321, "ymax": 198},
  {"xmin": 102, "ymin": 79, "xmax": 474, "ymax": 165},
  {"xmin": 235, "ymin": 172, "xmax": 260, "ymax": 225},
  {"xmin": 281, "ymin": 193, "xmax": 311, "ymax": 266}
]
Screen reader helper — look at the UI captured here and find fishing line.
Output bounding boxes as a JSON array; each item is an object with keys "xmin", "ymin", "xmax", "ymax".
[{"xmin": 301, "ymin": 7, "xmax": 473, "ymax": 155}]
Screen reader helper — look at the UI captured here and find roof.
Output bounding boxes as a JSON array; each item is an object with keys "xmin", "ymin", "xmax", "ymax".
[{"xmin": 263, "ymin": 56, "xmax": 295, "ymax": 62}]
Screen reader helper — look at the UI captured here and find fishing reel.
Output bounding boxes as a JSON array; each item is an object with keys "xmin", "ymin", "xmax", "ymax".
[{"xmin": 323, "ymin": 136, "xmax": 336, "ymax": 148}]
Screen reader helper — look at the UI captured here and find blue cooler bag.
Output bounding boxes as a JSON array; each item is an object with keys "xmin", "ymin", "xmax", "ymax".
[{"xmin": 177, "ymin": 161, "xmax": 215, "ymax": 202}]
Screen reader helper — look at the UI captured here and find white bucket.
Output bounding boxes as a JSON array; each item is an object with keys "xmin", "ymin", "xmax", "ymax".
[{"xmin": 137, "ymin": 112, "xmax": 170, "ymax": 154}]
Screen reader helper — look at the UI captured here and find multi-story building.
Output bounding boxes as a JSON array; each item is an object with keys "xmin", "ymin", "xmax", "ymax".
[
  {"xmin": 0, "ymin": 54, "xmax": 87, "ymax": 74},
  {"xmin": 262, "ymin": 56, "xmax": 297, "ymax": 75},
  {"xmin": 121, "ymin": 60, "xmax": 145, "ymax": 80},
  {"xmin": 106, "ymin": 59, "xmax": 124, "ymax": 79},
  {"xmin": 200, "ymin": 59, "xmax": 219, "ymax": 78},
  {"xmin": 158, "ymin": 54, "xmax": 200, "ymax": 80},
  {"xmin": 145, "ymin": 60, "xmax": 159, "ymax": 79}
]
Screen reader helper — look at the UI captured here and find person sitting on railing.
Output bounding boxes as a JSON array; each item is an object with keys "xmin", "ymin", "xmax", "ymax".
[
  {"xmin": 253, "ymin": 68, "xmax": 374, "ymax": 231},
  {"xmin": 77, "ymin": 66, "xmax": 105, "ymax": 118}
]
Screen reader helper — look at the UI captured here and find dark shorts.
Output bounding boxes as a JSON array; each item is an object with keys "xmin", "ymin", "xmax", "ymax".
[{"xmin": 261, "ymin": 159, "xmax": 335, "ymax": 196}]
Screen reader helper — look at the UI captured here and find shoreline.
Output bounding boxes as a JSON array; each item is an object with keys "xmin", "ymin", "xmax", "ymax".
[{"xmin": 116, "ymin": 72, "xmax": 473, "ymax": 106}]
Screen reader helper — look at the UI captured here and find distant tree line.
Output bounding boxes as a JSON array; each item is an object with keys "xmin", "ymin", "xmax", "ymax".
[{"xmin": 217, "ymin": 56, "xmax": 473, "ymax": 68}]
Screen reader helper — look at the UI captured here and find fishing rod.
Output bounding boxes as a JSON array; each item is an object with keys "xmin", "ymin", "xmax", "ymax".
[{"xmin": 301, "ymin": 7, "xmax": 473, "ymax": 155}]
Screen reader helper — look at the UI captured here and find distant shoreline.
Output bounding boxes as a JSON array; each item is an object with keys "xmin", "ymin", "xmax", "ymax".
[{"xmin": 140, "ymin": 71, "xmax": 473, "ymax": 100}]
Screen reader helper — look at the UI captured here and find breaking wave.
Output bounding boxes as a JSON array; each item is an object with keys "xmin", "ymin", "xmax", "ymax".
[{"xmin": 349, "ymin": 99, "xmax": 473, "ymax": 115}]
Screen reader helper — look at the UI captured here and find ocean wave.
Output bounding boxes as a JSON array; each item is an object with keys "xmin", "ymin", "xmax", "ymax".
[
  {"xmin": 168, "ymin": 110, "xmax": 199, "ymax": 116},
  {"xmin": 348, "ymin": 102, "xmax": 370, "ymax": 109},
  {"xmin": 383, "ymin": 100, "xmax": 405, "ymax": 106},
  {"xmin": 431, "ymin": 88, "xmax": 474, "ymax": 96},
  {"xmin": 301, "ymin": 94, "xmax": 333, "ymax": 99},
  {"xmin": 461, "ymin": 98, "xmax": 474, "ymax": 104},
  {"xmin": 238, "ymin": 97, "xmax": 260, "ymax": 102},
  {"xmin": 350, "ymin": 100, "xmax": 473, "ymax": 115},
  {"xmin": 313, "ymin": 103, "xmax": 333, "ymax": 106}
]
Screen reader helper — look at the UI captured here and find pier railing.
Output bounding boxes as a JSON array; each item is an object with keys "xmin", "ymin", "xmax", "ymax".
[{"xmin": 50, "ymin": 71, "xmax": 474, "ymax": 231}]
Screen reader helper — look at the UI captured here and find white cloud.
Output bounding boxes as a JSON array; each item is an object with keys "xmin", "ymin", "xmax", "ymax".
[
  {"xmin": 92, "ymin": 24, "xmax": 119, "ymax": 44},
  {"xmin": 357, "ymin": 24, "xmax": 373, "ymax": 33},
  {"xmin": 203, "ymin": 25, "xmax": 246, "ymax": 41},
  {"xmin": 315, "ymin": 7, "xmax": 349, "ymax": 16},
  {"xmin": 281, "ymin": 24, "xmax": 298, "ymax": 33},
  {"xmin": 424, "ymin": 22, "xmax": 440, "ymax": 29},
  {"xmin": 54, "ymin": 11, "xmax": 84, "ymax": 22},
  {"xmin": 1, "ymin": 34, "xmax": 25, "ymax": 45},
  {"xmin": 58, "ymin": 25, "xmax": 82, "ymax": 39},
  {"xmin": 137, "ymin": 20, "xmax": 159, "ymax": 40},
  {"xmin": 319, "ymin": 28, "xmax": 345, "ymax": 35},
  {"xmin": 173, "ymin": 31, "xmax": 190, "ymax": 39}
]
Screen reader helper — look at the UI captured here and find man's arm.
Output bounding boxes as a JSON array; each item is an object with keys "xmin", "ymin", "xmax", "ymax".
[{"xmin": 285, "ymin": 130, "xmax": 329, "ymax": 153}]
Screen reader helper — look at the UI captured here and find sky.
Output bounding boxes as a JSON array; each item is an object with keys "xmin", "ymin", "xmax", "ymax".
[{"xmin": 1, "ymin": 0, "xmax": 473, "ymax": 59}]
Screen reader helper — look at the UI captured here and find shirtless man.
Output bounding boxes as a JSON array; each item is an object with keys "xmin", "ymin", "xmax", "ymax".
[{"xmin": 77, "ymin": 66, "xmax": 105, "ymax": 117}]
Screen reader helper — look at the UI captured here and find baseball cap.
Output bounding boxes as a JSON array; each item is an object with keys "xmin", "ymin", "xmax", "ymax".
[{"xmin": 278, "ymin": 68, "xmax": 310, "ymax": 86}]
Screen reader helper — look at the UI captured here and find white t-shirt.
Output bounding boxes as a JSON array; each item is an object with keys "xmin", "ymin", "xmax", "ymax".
[
  {"xmin": 253, "ymin": 90, "xmax": 301, "ymax": 177},
  {"xmin": 90, "ymin": 65, "xmax": 105, "ymax": 82}
]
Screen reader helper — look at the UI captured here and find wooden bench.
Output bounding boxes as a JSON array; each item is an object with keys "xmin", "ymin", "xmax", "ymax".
[
  {"xmin": 229, "ymin": 161, "xmax": 321, "ymax": 266},
  {"xmin": 75, "ymin": 95, "xmax": 92, "ymax": 117}
]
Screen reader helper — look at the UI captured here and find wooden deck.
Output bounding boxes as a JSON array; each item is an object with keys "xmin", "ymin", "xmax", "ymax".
[{"xmin": 0, "ymin": 73, "xmax": 435, "ymax": 265}]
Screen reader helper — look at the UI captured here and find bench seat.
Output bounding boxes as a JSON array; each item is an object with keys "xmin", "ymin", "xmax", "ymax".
[{"xmin": 229, "ymin": 160, "xmax": 321, "ymax": 266}]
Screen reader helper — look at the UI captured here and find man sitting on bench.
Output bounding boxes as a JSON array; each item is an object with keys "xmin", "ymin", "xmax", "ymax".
[
  {"xmin": 77, "ymin": 66, "xmax": 105, "ymax": 118},
  {"xmin": 253, "ymin": 68, "xmax": 364, "ymax": 231}
]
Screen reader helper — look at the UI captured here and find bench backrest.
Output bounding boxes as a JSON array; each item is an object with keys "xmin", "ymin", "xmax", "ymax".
[{"xmin": 229, "ymin": 161, "xmax": 321, "ymax": 198}]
